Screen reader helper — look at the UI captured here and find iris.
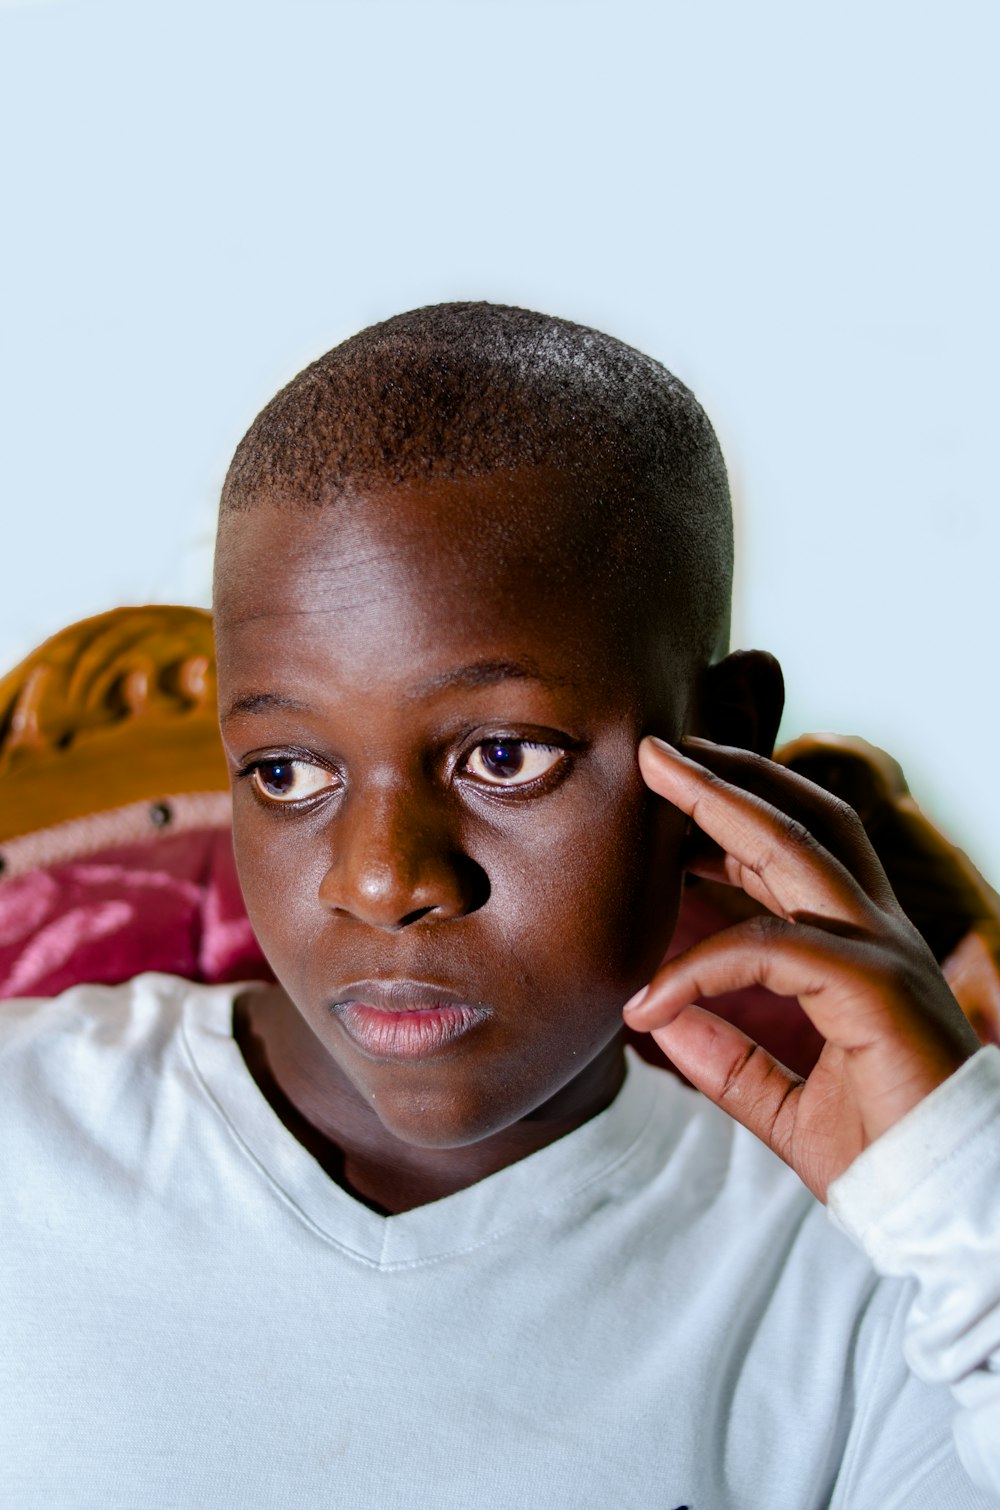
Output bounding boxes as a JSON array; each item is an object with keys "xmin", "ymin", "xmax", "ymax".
[
  {"xmin": 479, "ymin": 742, "xmax": 524, "ymax": 780},
  {"xmin": 257, "ymin": 762, "xmax": 297, "ymax": 796}
]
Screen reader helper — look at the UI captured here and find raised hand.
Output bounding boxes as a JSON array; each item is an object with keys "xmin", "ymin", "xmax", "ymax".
[{"xmin": 623, "ymin": 736, "xmax": 982, "ymax": 1201}]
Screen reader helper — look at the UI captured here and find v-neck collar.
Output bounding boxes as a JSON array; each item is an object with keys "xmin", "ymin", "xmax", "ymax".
[{"xmin": 183, "ymin": 979, "xmax": 663, "ymax": 1269}]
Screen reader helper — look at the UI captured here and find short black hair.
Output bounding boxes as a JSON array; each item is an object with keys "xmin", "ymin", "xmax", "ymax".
[{"xmin": 220, "ymin": 302, "xmax": 733, "ymax": 660}]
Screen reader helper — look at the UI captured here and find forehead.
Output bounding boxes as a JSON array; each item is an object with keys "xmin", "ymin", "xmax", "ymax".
[
  {"xmin": 213, "ymin": 470, "xmax": 683, "ymax": 712},
  {"xmin": 219, "ymin": 467, "xmax": 603, "ymax": 597}
]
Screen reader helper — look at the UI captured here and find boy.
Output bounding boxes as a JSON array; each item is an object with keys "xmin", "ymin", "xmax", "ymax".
[{"xmin": 2, "ymin": 303, "xmax": 999, "ymax": 1507}]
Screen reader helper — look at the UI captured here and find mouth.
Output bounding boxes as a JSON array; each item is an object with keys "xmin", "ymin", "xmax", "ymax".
[{"xmin": 329, "ymin": 979, "xmax": 491, "ymax": 1061}]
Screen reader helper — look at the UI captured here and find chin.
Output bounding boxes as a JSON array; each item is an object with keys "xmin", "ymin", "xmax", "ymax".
[
  {"xmin": 359, "ymin": 1034, "xmax": 626, "ymax": 1152},
  {"xmin": 358, "ymin": 1072, "xmax": 532, "ymax": 1150}
]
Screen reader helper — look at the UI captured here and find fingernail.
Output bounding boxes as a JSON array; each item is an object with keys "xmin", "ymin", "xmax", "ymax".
[
  {"xmin": 646, "ymin": 736, "xmax": 678, "ymax": 755},
  {"xmin": 622, "ymin": 985, "xmax": 649, "ymax": 1017}
]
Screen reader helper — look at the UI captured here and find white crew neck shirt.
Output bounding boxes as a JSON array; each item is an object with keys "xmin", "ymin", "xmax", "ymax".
[{"xmin": 2, "ymin": 973, "xmax": 998, "ymax": 1508}]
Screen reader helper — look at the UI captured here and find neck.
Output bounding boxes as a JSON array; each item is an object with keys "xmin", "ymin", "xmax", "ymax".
[{"xmin": 233, "ymin": 986, "xmax": 626, "ymax": 1215}]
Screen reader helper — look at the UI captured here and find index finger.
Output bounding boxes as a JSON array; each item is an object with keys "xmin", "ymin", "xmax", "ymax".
[{"xmin": 639, "ymin": 736, "xmax": 879, "ymax": 929}]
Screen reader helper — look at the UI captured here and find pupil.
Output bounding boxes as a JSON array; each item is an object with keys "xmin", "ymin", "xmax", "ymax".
[
  {"xmin": 483, "ymin": 742, "xmax": 523, "ymax": 779},
  {"xmin": 261, "ymin": 762, "xmax": 295, "ymax": 794}
]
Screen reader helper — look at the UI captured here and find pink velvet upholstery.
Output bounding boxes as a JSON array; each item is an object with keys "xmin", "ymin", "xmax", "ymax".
[{"xmin": 0, "ymin": 826, "xmax": 270, "ymax": 1001}]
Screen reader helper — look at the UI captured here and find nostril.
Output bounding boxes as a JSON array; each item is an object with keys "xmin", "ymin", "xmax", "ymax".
[
  {"xmin": 318, "ymin": 847, "xmax": 490, "ymax": 927},
  {"xmin": 397, "ymin": 905, "xmax": 435, "ymax": 929}
]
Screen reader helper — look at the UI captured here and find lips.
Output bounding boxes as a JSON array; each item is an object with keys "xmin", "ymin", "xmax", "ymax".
[{"xmin": 330, "ymin": 979, "xmax": 491, "ymax": 1061}]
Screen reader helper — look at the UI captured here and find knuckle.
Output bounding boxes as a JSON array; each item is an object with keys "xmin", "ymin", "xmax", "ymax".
[
  {"xmin": 873, "ymin": 910, "xmax": 926, "ymax": 959},
  {"xmin": 719, "ymin": 1041, "xmax": 761, "ymax": 1104},
  {"xmin": 865, "ymin": 940, "xmax": 923, "ymax": 996},
  {"xmin": 765, "ymin": 1076, "xmax": 799, "ymax": 1147},
  {"xmin": 743, "ymin": 913, "xmax": 786, "ymax": 950},
  {"xmin": 777, "ymin": 814, "xmax": 819, "ymax": 854},
  {"xmin": 857, "ymin": 948, "xmax": 896, "ymax": 992},
  {"xmin": 689, "ymin": 775, "xmax": 725, "ymax": 820},
  {"xmin": 825, "ymin": 793, "xmax": 865, "ymax": 836},
  {"xmin": 735, "ymin": 749, "xmax": 771, "ymax": 780}
]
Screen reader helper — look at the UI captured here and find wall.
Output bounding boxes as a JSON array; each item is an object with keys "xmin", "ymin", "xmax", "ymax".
[{"xmin": 2, "ymin": 0, "xmax": 998, "ymax": 874}]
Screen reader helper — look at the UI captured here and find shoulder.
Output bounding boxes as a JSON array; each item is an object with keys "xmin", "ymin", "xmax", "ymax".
[
  {"xmin": 1, "ymin": 970, "xmax": 192, "ymax": 1055},
  {"xmin": 0, "ymin": 973, "xmax": 229, "ymax": 1129},
  {"xmin": 625, "ymin": 1047, "xmax": 815, "ymax": 1219},
  {"xmin": 620, "ymin": 1051, "xmax": 879, "ymax": 1307}
]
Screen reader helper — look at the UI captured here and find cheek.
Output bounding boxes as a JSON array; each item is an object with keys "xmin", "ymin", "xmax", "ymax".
[
  {"xmin": 230, "ymin": 773, "xmax": 687, "ymax": 1008},
  {"xmin": 230, "ymin": 804, "xmax": 326, "ymax": 970},
  {"xmin": 486, "ymin": 783, "xmax": 687, "ymax": 995}
]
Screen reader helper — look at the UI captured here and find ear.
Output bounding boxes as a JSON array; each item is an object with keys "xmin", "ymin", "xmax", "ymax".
[{"xmin": 692, "ymin": 649, "xmax": 785, "ymax": 757}]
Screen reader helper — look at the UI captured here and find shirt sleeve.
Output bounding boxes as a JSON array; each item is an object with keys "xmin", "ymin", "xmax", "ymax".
[{"xmin": 827, "ymin": 1045, "xmax": 1000, "ymax": 1501}]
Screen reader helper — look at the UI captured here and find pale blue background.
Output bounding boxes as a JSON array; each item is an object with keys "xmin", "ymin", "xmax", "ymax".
[{"xmin": 2, "ymin": 0, "xmax": 998, "ymax": 876}]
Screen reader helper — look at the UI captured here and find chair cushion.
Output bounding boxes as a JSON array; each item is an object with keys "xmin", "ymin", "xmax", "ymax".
[{"xmin": 0, "ymin": 823, "xmax": 270, "ymax": 1000}]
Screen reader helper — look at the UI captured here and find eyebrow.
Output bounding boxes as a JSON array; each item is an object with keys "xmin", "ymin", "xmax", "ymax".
[
  {"xmin": 223, "ymin": 659, "xmax": 575, "ymax": 723},
  {"xmin": 222, "ymin": 691, "xmax": 310, "ymax": 721}
]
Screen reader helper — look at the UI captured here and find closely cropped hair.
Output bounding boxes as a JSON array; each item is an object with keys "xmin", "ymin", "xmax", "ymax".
[{"xmin": 220, "ymin": 302, "xmax": 734, "ymax": 659}]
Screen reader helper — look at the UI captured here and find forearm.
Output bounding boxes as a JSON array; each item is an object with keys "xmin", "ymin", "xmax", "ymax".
[{"xmin": 828, "ymin": 1046, "xmax": 1000, "ymax": 1499}]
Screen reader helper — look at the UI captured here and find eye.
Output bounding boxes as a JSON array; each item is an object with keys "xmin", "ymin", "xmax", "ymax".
[
  {"xmin": 248, "ymin": 759, "xmax": 338, "ymax": 805},
  {"xmin": 463, "ymin": 740, "xmax": 564, "ymax": 787}
]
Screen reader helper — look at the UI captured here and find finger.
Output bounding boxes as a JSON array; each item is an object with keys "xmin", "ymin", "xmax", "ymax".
[
  {"xmin": 681, "ymin": 737, "xmax": 899, "ymax": 911},
  {"xmin": 645, "ymin": 1003, "xmax": 806, "ymax": 1178},
  {"xmin": 639, "ymin": 736, "xmax": 879, "ymax": 928},
  {"xmin": 625, "ymin": 914, "xmax": 888, "ymax": 1051},
  {"xmin": 638, "ymin": 938, "xmax": 978, "ymax": 1163}
]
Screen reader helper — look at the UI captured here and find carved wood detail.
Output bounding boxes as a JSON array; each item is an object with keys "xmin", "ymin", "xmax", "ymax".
[{"xmin": 0, "ymin": 606, "xmax": 228, "ymax": 842}]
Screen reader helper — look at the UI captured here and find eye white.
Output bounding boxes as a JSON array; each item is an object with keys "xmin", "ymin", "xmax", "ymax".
[
  {"xmin": 251, "ymin": 760, "xmax": 337, "ymax": 803},
  {"xmin": 464, "ymin": 741, "xmax": 563, "ymax": 787}
]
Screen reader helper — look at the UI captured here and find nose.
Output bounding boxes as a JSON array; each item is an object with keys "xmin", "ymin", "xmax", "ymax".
[{"xmin": 317, "ymin": 781, "xmax": 486, "ymax": 930}]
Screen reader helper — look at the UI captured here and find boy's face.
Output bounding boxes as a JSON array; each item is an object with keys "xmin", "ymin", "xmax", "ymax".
[{"xmin": 215, "ymin": 468, "xmax": 699, "ymax": 1150}]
